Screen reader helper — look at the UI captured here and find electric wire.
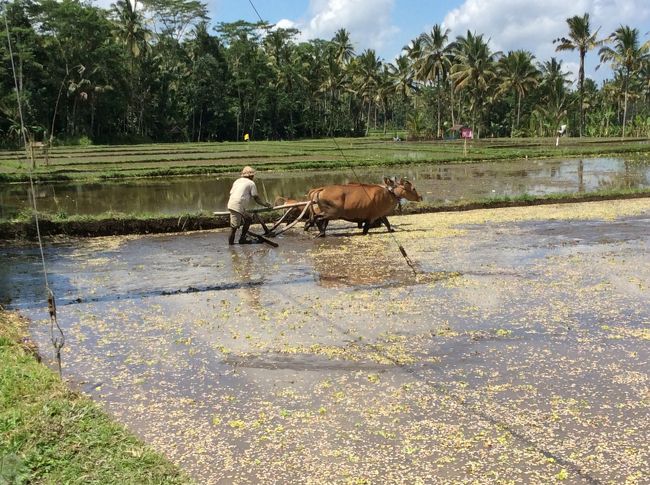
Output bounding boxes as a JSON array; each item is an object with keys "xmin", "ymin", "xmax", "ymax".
[
  {"xmin": 246, "ymin": 0, "xmax": 418, "ymax": 276},
  {"xmin": 331, "ymin": 138, "xmax": 418, "ymax": 275},
  {"xmin": 3, "ymin": 5, "xmax": 65, "ymax": 376}
]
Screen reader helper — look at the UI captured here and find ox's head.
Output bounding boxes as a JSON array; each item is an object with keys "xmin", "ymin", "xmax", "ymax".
[{"xmin": 385, "ymin": 177, "xmax": 422, "ymax": 202}]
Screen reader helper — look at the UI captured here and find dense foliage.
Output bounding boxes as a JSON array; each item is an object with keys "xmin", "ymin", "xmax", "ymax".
[{"xmin": 1, "ymin": 0, "xmax": 649, "ymax": 147}]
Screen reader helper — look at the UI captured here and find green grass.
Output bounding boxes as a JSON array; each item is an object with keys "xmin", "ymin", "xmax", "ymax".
[
  {"xmin": 0, "ymin": 309, "xmax": 189, "ymax": 484},
  {"xmin": 410, "ymin": 187, "xmax": 650, "ymax": 212},
  {"xmin": 1, "ymin": 137, "xmax": 648, "ymax": 183}
]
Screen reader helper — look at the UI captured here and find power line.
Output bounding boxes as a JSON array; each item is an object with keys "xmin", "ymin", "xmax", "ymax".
[
  {"xmin": 3, "ymin": 5, "xmax": 65, "ymax": 376},
  {"xmin": 246, "ymin": 0, "xmax": 418, "ymax": 275}
]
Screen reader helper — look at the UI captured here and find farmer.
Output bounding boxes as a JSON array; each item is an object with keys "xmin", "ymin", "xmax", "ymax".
[{"xmin": 227, "ymin": 166, "xmax": 272, "ymax": 245}]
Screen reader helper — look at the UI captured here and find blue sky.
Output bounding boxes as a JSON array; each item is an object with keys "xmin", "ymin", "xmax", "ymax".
[{"xmin": 102, "ymin": 1, "xmax": 650, "ymax": 83}]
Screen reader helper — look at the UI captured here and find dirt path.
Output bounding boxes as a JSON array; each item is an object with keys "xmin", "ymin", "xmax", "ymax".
[{"xmin": 3, "ymin": 199, "xmax": 649, "ymax": 484}]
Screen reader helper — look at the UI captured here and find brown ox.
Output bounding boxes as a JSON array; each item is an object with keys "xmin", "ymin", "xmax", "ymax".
[{"xmin": 308, "ymin": 178, "xmax": 422, "ymax": 236}]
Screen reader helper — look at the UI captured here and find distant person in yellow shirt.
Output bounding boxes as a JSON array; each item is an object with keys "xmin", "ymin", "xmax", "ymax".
[{"xmin": 227, "ymin": 166, "xmax": 272, "ymax": 245}]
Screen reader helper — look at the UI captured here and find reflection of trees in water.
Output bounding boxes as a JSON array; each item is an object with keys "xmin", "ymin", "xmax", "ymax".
[
  {"xmin": 5, "ymin": 160, "xmax": 650, "ymax": 216},
  {"xmin": 578, "ymin": 160, "xmax": 584, "ymax": 192},
  {"xmin": 596, "ymin": 160, "xmax": 649, "ymax": 190}
]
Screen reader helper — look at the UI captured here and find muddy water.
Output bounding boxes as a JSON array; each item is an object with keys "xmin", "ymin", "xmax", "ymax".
[
  {"xmin": 1, "ymin": 157, "xmax": 649, "ymax": 217},
  {"xmin": 2, "ymin": 200, "xmax": 649, "ymax": 484}
]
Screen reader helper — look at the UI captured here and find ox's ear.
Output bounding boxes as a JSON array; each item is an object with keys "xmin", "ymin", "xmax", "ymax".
[
  {"xmin": 384, "ymin": 176, "xmax": 395, "ymax": 186},
  {"xmin": 398, "ymin": 177, "xmax": 405, "ymax": 185}
]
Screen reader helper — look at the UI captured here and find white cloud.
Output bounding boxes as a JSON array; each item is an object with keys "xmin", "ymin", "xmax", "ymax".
[
  {"xmin": 91, "ymin": 0, "xmax": 114, "ymax": 9},
  {"xmin": 443, "ymin": 0, "xmax": 650, "ymax": 81},
  {"xmin": 281, "ymin": 0, "xmax": 399, "ymax": 57},
  {"xmin": 275, "ymin": 18, "xmax": 298, "ymax": 30}
]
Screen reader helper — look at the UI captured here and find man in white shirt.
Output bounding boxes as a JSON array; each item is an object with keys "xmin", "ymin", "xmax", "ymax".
[{"xmin": 227, "ymin": 166, "xmax": 273, "ymax": 244}]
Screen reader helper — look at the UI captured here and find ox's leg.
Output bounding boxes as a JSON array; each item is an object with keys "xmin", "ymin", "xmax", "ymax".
[
  {"xmin": 362, "ymin": 220, "xmax": 371, "ymax": 235},
  {"xmin": 305, "ymin": 204, "xmax": 318, "ymax": 231},
  {"xmin": 304, "ymin": 212, "xmax": 317, "ymax": 231},
  {"xmin": 381, "ymin": 217, "xmax": 395, "ymax": 232},
  {"xmin": 315, "ymin": 218, "xmax": 328, "ymax": 237}
]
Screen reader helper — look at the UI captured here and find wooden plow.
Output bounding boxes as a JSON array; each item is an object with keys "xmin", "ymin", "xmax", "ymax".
[{"xmin": 213, "ymin": 201, "xmax": 313, "ymax": 247}]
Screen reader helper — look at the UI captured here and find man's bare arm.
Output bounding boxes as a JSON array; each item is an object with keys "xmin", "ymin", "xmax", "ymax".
[{"xmin": 254, "ymin": 195, "xmax": 272, "ymax": 208}]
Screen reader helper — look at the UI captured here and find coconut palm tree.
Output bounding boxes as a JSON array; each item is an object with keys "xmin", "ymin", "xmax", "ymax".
[
  {"xmin": 387, "ymin": 54, "xmax": 416, "ymax": 102},
  {"xmin": 640, "ymin": 60, "xmax": 650, "ymax": 105},
  {"xmin": 332, "ymin": 28, "xmax": 355, "ymax": 66},
  {"xmin": 111, "ymin": 0, "xmax": 150, "ymax": 61},
  {"xmin": 554, "ymin": 13, "xmax": 603, "ymax": 137},
  {"xmin": 414, "ymin": 24, "xmax": 454, "ymax": 137},
  {"xmin": 352, "ymin": 49, "xmax": 381, "ymax": 135},
  {"xmin": 537, "ymin": 58, "xmax": 573, "ymax": 135},
  {"xmin": 539, "ymin": 57, "xmax": 572, "ymax": 95},
  {"xmin": 497, "ymin": 50, "xmax": 539, "ymax": 136},
  {"xmin": 451, "ymin": 31, "xmax": 499, "ymax": 138},
  {"xmin": 598, "ymin": 25, "xmax": 650, "ymax": 138},
  {"xmin": 386, "ymin": 54, "xmax": 417, "ymax": 132},
  {"xmin": 110, "ymin": 0, "xmax": 151, "ymax": 134}
]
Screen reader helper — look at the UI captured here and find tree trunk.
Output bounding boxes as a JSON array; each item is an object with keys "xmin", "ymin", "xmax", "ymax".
[
  {"xmin": 198, "ymin": 106, "xmax": 203, "ymax": 142},
  {"xmin": 365, "ymin": 101, "xmax": 371, "ymax": 136},
  {"xmin": 578, "ymin": 51, "xmax": 585, "ymax": 138},
  {"xmin": 436, "ymin": 82, "xmax": 441, "ymax": 138},
  {"xmin": 516, "ymin": 91, "xmax": 522, "ymax": 134},
  {"xmin": 622, "ymin": 87, "xmax": 628, "ymax": 139},
  {"xmin": 450, "ymin": 82, "xmax": 456, "ymax": 128}
]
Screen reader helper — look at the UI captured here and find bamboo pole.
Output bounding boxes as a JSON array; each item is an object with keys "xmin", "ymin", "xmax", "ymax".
[{"xmin": 212, "ymin": 201, "xmax": 309, "ymax": 217}]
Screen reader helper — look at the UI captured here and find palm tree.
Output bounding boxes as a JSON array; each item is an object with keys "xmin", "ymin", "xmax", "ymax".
[
  {"xmin": 295, "ymin": 40, "xmax": 329, "ymax": 136},
  {"xmin": 387, "ymin": 55, "xmax": 416, "ymax": 102},
  {"xmin": 354, "ymin": 49, "xmax": 382, "ymax": 135},
  {"xmin": 332, "ymin": 28, "xmax": 354, "ymax": 66},
  {"xmin": 537, "ymin": 58, "xmax": 573, "ymax": 135},
  {"xmin": 451, "ymin": 31, "xmax": 499, "ymax": 138},
  {"xmin": 376, "ymin": 65, "xmax": 393, "ymax": 134},
  {"xmin": 598, "ymin": 25, "xmax": 650, "ymax": 138},
  {"xmin": 497, "ymin": 50, "xmax": 539, "ymax": 136},
  {"xmin": 111, "ymin": 0, "xmax": 151, "ymax": 134},
  {"xmin": 539, "ymin": 57, "xmax": 572, "ymax": 94},
  {"xmin": 414, "ymin": 24, "xmax": 454, "ymax": 137},
  {"xmin": 264, "ymin": 28, "xmax": 300, "ymax": 137},
  {"xmin": 111, "ymin": 0, "xmax": 150, "ymax": 61},
  {"xmin": 554, "ymin": 13, "xmax": 603, "ymax": 137},
  {"xmin": 640, "ymin": 59, "xmax": 650, "ymax": 104},
  {"xmin": 386, "ymin": 55, "xmax": 416, "ymax": 132},
  {"xmin": 402, "ymin": 38, "xmax": 422, "ymax": 110}
]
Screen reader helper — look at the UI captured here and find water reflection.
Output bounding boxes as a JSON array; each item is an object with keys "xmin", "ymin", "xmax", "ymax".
[
  {"xmin": 229, "ymin": 247, "xmax": 267, "ymax": 310},
  {"xmin": 1, "ymin": 157, "xmax": 649, "ymax": 218}
]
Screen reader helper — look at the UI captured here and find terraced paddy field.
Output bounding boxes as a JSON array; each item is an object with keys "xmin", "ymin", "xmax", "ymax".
[
  {"xmin": 2, "ymin": 199, "xmax": 648, "ymax": 484},
  {"xmin": 2, "ymin": 137, "xmax": 649, "ymax": 182}
]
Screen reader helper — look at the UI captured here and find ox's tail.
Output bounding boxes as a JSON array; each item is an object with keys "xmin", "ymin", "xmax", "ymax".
[{"xmin": 304, "ymin": 188, "xmax": 326, "ymax": 230}]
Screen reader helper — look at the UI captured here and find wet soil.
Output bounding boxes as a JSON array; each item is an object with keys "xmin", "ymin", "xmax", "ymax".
[{"xmin": 1, "ymin": 199, "xmax": 649, "ymax": 484}]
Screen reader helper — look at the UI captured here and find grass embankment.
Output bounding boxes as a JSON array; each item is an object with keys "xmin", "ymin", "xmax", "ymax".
[
  {"xmin": 0, "ymin": 308, "xmax": 189, "ymax": 484},
  {"xmin": 1, "ymin": 136, "xmax": 648, "ymax": 183},
  {"xmin": 2, "ymin": 187, "xmax": 649, "ymax": 239}
]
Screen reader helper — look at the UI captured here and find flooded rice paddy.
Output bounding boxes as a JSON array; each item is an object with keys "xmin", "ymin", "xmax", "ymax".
[
  {"xmin": 1, "ymin": 156, "xmax": 649, "ymax": 217},
  {"xmin": 2, "ymin": 199, "xmax": 649, "ymax": 484}
]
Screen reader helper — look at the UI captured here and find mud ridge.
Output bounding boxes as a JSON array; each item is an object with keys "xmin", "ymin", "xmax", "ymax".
[{"xmin": 2, "ymin": 193, "xmax": 649, "ymax": 240}]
